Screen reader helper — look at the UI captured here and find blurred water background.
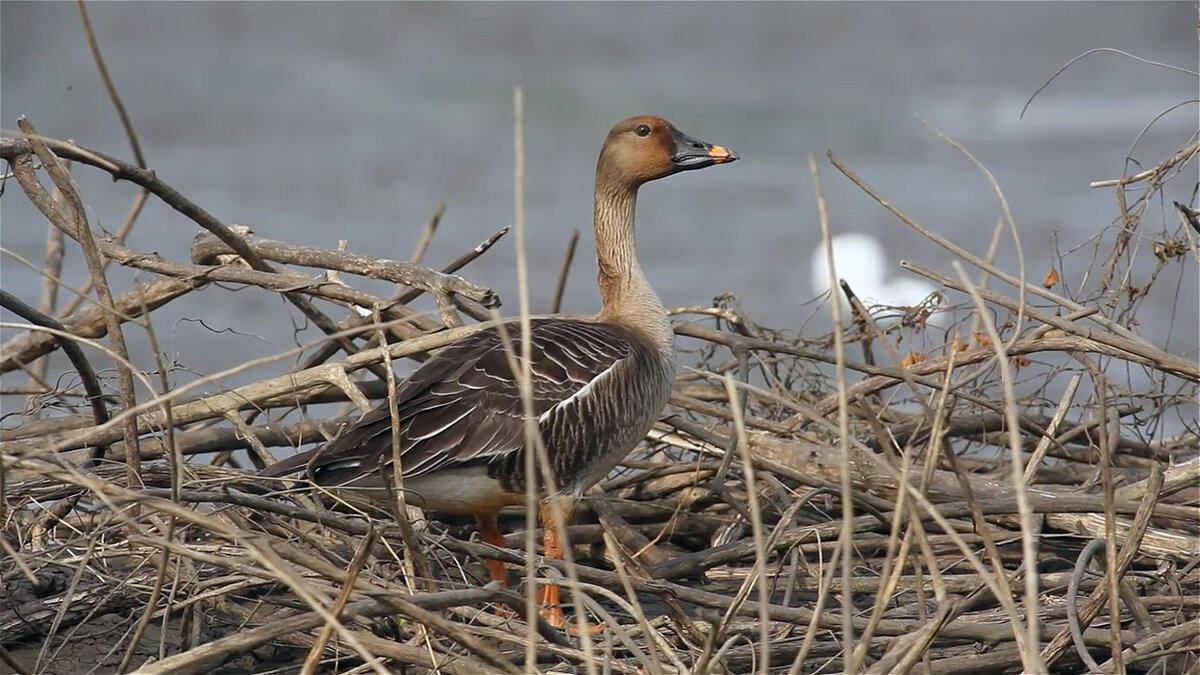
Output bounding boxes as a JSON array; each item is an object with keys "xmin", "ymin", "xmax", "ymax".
[{"xmin": 2, "ymin": 3, "xmax": 1196, "ymax": 418}]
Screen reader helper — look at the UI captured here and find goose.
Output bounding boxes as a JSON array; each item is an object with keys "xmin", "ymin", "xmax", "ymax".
[{"xmin": 263, "ymin": 115, "xmax": 736, "ymax": 627}]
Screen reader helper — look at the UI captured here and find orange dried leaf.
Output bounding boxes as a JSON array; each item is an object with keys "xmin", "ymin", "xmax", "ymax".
[
  {"xmin": 1011, "ymin": 355, "xmax": 1031, "ymax": 369},
  {"xmin": 950, "ymin": 339, "xmax": 969, "ymax": 353},
  {"xmin": 1041, "ymin": 267, "xmax": 1060, "ymax": 288},
  {"xmin": 901, "ymin": 351, "xmax": 927, "ymax": 368},
  {"xmin": 973, "ymin": 331, "xmax": 991, "ymax": 348}
]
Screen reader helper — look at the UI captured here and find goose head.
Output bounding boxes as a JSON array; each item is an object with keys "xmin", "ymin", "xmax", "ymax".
[{"xmin": 597, "ymin": 115, "xmax": 737, "ymax": 187}]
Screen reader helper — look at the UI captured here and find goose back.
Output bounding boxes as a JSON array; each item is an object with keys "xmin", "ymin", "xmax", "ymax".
[{"xmin": 264, "ymin": 317, "xmax": 674, "ymax": 510}]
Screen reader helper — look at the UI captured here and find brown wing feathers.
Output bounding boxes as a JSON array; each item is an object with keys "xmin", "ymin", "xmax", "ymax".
[{"xmin": 264, "ymin": 318, "xmax": 642, "ymax": 494}]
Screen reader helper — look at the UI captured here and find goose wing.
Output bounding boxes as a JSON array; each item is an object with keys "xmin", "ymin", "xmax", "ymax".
[{"xmin": 271, "ymin": 319, "xmax": 638, "ymax": 486}]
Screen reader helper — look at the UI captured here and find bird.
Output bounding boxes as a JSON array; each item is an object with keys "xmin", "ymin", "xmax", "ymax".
[
  {"xmin": 809, "ymin": 232, "xmax": 945, "ymax": 327},
  {"xmin": 262, "ymin": 115, "xmax": 737, "ymax": 628}
]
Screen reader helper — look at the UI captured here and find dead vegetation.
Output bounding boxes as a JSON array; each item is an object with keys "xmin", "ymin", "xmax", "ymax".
[{"xmin": 2, "ymin": 17, "xmax": 1198, "ymax": 675}]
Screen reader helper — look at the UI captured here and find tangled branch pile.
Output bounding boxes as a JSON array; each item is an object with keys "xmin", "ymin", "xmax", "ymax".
[{"xmin": 2, "ymin": 118, "xmax": 1197, "ymax": 675}]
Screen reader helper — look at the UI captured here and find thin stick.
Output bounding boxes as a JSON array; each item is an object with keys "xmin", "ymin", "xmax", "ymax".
[
  {"xmin": 240, "ymin": 539, "xmax": 390, "ymax": 675},
  {"xmin": 115, "ymin": 290, "xmax": 179, "ymax": 674},
  {"xmin": 952, "ymin": 261, "xmax": 1045, "ymax": 672},
  {"xmin": 1097, "ymin": 373, "xmax": 1126, "ymax": 675},
  {"xmin": 28, "ymin": 208, "xmax": 65, "ymax": 403},
  {"xmin": 16, "ymin": 117, "xmax": 142, "ymax": 478},
  {"xmin": 918, "ymin": 117, "xmax": 1028, "ymax": 350},
  {"xmin": 0, "ymin": 290, "xmax": 110, "ymax": 460},
  {"xmin": 505, "ymin": 91, "xmax": 596, "ymax": 669},
  {"xmin": 301, "ymin": 528, "xmax": 378, "ymax": 674},
  {"xmin": 295, "ymin": 226, "xmax": 508, "ymax": 373},
  {"xmin": 61, "ymin": 1, "xmax": 147, "ymax": 318},
  {"xmin": 810, "ymin": 153, "xmax": 857, "ymax": 668},
  {"xmin": 723, "ymin": 372, "xmax": 771, "ymax": 674},
  {"xmin": 1, "ymin": 274, "xmax": 193, "ymax": 374},
  {"xmin": 188, "ymin": 230, "xmax": 497, "ymax": 306},
  {"xmin": 1068, "ymin": 539, "xmax": 1105, "ymax": 672},
  {"xmin": 506, "ymin": 88, "xmax": 550, "ymax": 673},
  {"xmin": 76, "ymin": 0, "xmax": 144, "ymax": 167},
  {"xmin": 550, "ymin": 229, "xmax": 579, "ymax": 313},
  {"xmin": 1024, "ymin": 373, "xmax": 1082, "ymax": 483},
  {"xmin": 409, "ymin": 202, "xmax": 445, "ymax": 264},
  {"xmin": 787, "ymin": 528, "xmax": 843, "ymax": 674},
  {"xmin": 373, "ymin": 304, "xmax": 434, "ymax": 593}
]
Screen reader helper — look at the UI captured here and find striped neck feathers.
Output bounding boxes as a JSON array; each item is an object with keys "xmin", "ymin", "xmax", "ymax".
[{"xmin": 593, "ymin": 181, "xmax": 673, "ymax": 351}]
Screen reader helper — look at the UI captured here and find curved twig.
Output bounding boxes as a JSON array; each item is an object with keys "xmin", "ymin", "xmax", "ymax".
[
  {"xmin": 0, "ymin": 290, "xmax": 110, "ymax": 461},
  {"xmin": 1068, "ymin": 539, "xmax": 1105, "ymax": 673}
]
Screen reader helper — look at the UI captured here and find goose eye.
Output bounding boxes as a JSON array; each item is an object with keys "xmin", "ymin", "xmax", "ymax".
[{"xmin": 634, "ymin": 124, "xmax": 651, "ymax": 137}]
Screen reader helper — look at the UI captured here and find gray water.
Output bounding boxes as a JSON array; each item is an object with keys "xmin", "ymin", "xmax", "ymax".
[{"xmin": 2, "ymin": 2, "xmax": 1197, "ymax": 401}]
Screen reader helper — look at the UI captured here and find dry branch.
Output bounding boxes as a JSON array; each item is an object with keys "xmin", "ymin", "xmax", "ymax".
[{"xmin": 189, "ymin": 230, "xmax": 498, "ymax": 308}]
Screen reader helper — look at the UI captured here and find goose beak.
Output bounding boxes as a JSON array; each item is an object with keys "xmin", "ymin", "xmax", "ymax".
[{"xmin": 670, "ymin": 128, "xmax": 739, "ymax": 170}]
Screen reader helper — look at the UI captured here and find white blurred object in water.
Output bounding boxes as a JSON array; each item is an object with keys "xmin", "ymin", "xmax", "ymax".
[{"xmin": 809, "ymin": 233, "xmax": 945, "ymax": 327}]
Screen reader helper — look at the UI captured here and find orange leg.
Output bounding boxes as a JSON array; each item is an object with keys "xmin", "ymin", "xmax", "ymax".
[
  {"xmin": 537, "ymin": 498, "xmax": 576, "ymax": 629},
  {"xmin": 475, "ymin": 511, "xmax": 508, "ymax": 585},
  {"xmin": 476, "ymin": 510, "xmax": 520, "ymax": 620}
]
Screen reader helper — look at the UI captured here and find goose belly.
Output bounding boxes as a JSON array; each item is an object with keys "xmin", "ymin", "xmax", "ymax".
[
  {"xmin": 402, "ymin": 467, "xmax": 526, "ymax": 513},
  {"xmin": 314, "ymin": 465, "xmax": 525, "ymax": 515}
]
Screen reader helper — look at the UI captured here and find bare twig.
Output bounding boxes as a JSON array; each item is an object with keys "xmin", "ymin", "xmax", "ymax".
[
  {"xmin": 550, "ymin": 228, "xmax": 579, "ymax": 314},
  {"xmin": 14, "ymin": 118, "xmax": 142, "ymax": 478},
  {"xmin": 0, "ymin": 290, "xmax": 110, "ymax": 460}
]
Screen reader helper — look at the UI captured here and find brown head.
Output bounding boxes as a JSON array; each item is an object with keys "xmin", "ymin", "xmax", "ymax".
[{"xmin": 596, "ymin": 115, "xmax": 737, "ymax": 187}]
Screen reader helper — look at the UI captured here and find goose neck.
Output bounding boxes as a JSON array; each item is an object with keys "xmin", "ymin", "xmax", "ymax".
[{"xmin": 593, "ymin": 182, "xmax": 672, "ymax": 350}]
